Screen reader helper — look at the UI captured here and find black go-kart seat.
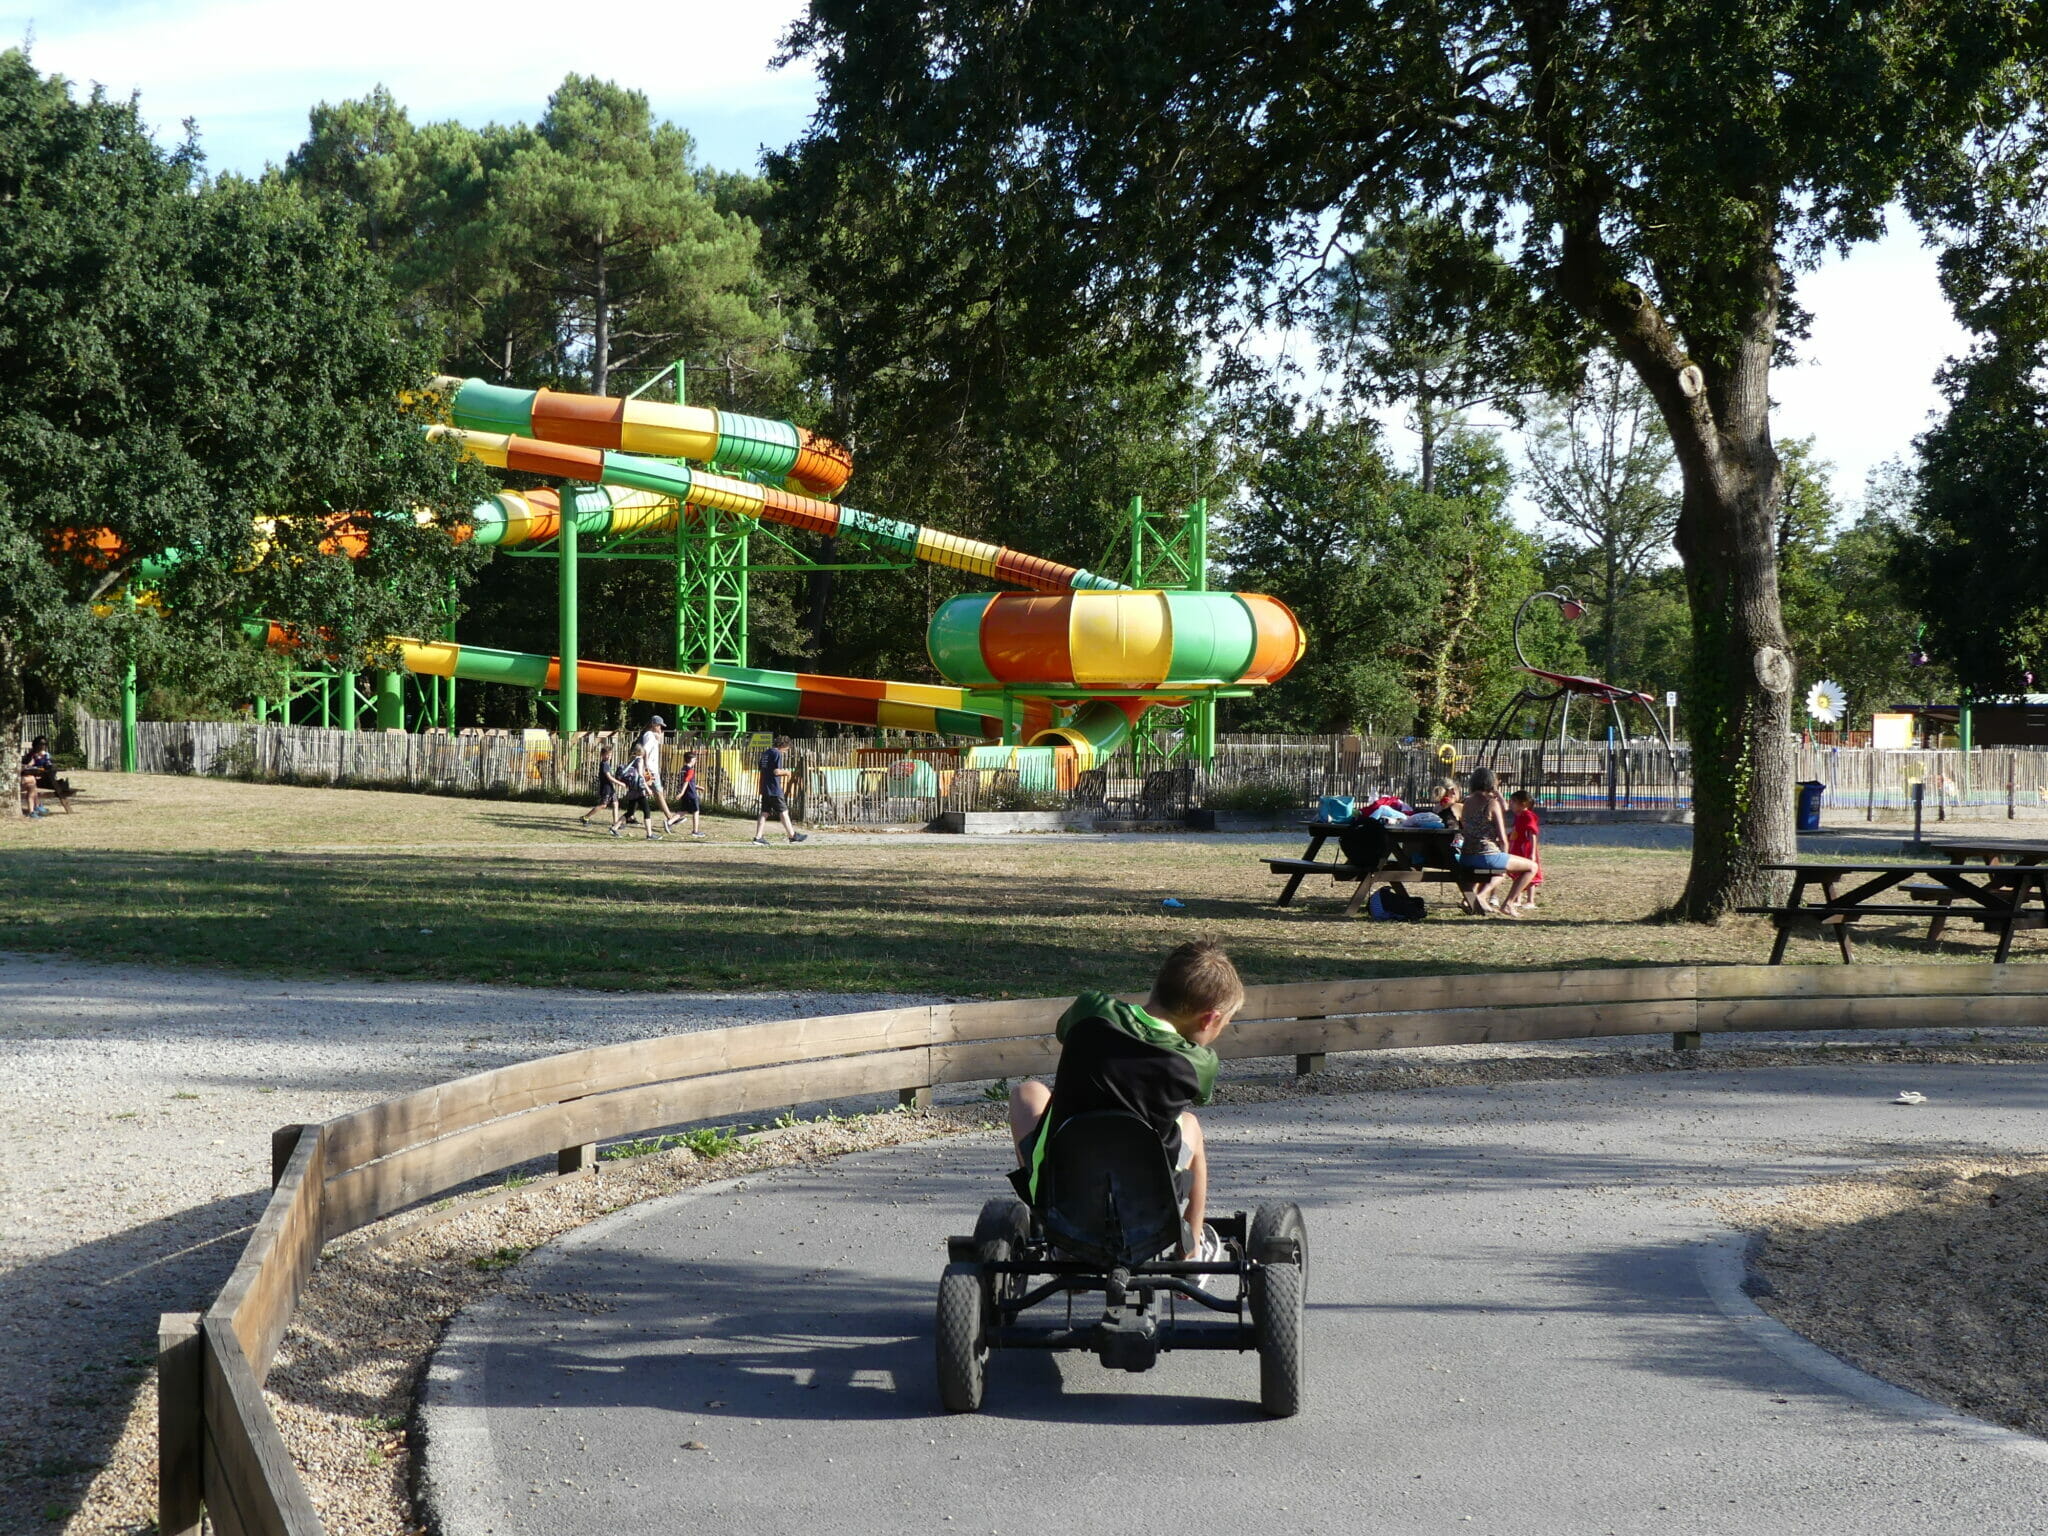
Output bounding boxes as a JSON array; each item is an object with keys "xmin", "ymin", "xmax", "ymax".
[{"xmin": 1032, "ymin": 1111, "xmax": 1184, "ymax": 1268}]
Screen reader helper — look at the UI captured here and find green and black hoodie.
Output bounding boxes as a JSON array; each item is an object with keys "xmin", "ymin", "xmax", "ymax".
[{"xmin": 1021, "ymin": 989, "xmax": 1219, "ymax": 1202}]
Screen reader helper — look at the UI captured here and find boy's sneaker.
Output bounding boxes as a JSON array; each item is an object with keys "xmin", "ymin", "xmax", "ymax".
[
  {"xmin": 608, "ymin": 825, "xmax": 620, "ymax": 838},
  {"xmin": 1190, "ymin": 1223, "xmax": 1227, "ymax": 1263},
  {"xmin": 751, "ymin": 836, "xmax": 769, "ymax": 846},
  {"xmin": 789, "ymin": 832, "xmax": 809, "ymax": 844},
  {"xmin": 691, "ymin": 831, "xmax": 708, "ymax": 840}
]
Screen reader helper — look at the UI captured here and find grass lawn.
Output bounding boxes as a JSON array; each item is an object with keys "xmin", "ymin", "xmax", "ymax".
[{"xmin": 0, "ymin": 770, "xmax": 2005, "ymax": 995}]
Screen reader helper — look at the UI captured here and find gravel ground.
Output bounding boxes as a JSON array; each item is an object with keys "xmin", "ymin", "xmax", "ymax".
[
  {"xmin": 1723, "ymin": 1152, "xmax": 2048, "ymax": 1438},
  {"xmin": 0, "ymin": 952, "xmax": 939, "ymax": 1535},
  {"xmin": 11, "ymin": 942, "xmax": 2048, "ymax": 1535}
]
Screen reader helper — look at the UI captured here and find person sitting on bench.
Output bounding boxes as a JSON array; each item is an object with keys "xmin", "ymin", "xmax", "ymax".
[
  {"xmin": 1008, "ymin": 941, "xmax": 1242, "ymax": 1261},
  {"xmin": 19, "ymin": 737, "xmax": 67, "ymax": 818}
]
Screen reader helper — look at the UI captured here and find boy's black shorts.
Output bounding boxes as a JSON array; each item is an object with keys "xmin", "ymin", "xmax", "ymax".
[
  {"xmin": 761, "ymin": 793, "xmax": 787, "ymax": 816},
  {"xmin": 679, "ymin": 789, "xmax": 701, "ymax": 812},
  {"xmin": 595, "ymin": 787, "xmax": 618, "ymax": 807}
]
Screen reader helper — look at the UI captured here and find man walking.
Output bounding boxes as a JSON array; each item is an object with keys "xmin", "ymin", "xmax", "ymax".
[
  {"xmin": 751, "ymin": 734, "xmax": 809, "ymax": 846},
  {"xmin": 637, "ymin": 715, "xmax": 681, "ymax": 837}
]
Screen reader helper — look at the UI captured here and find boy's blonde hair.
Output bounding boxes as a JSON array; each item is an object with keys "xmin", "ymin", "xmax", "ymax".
[{"xmin": 1149, "ymin": 941, "xmax": 1245, "ymax": 1020}]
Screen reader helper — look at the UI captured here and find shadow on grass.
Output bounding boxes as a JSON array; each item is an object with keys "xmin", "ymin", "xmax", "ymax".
[{"xmin": 0, "ymin": 847, "xmax": 1726, "ymax": 996}]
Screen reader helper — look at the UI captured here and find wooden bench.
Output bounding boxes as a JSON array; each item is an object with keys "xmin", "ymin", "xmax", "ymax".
[{"xmin": 1740, "ymin": 862, "xmax": 2048, "ymax": 963}]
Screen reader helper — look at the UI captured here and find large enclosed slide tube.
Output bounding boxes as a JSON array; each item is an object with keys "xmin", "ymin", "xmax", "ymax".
[
  {"xmin": 437, "ymin": 377, "xmax": 855, "ymax": 499},
  {"xmin": 431, "ymin": 421, "xmax": 1124, "ymax": 595}
]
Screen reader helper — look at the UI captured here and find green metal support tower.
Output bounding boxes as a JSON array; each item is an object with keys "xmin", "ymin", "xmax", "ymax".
[
  {"xmin": 651, "ymin": 362, "xmax": 750, "ymax": 733},
  {"xmin": 1124, "ymin": 493, "xmax": 1217, "ymax": 766}
]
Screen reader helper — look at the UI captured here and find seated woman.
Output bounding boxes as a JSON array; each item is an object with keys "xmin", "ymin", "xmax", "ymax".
[
  {"xmin": 1457, "ymin": 766, "xmax": 1536, "ymax": 916},
  {"xmin": 19, "ymin": 736, "xmax": 58, "ymax": 817}
]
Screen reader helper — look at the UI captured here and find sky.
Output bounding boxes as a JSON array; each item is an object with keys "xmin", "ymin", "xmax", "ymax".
[{"xmin": 8, "ymin": 0, "xmax": 1975, "ymax": 512}]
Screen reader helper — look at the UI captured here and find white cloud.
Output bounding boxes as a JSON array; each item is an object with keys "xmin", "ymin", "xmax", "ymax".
[{"xmin": 5, "ymin": 0, "xmax": 817, "ymax": 172}]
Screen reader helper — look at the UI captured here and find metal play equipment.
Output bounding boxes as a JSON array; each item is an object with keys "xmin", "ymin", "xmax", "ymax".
[{"xmin": 1472, "ymin": 588, "xmax": 1682, "ymax": 812}]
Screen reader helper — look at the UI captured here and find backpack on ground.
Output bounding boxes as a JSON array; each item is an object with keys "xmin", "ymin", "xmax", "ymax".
[{"xmin": 1367, "ymin": 885, "xmax": 1427, "ymax": 922}]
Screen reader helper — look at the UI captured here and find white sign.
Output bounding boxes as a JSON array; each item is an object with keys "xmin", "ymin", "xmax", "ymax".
[{"xmin": 1664, "ymin": 691, "xmax": 1677, "ymax": 709}]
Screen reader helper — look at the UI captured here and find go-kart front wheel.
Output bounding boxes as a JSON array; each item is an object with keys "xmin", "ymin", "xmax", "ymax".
[
  {"xmin": 1253, "ymin": 1259, "xmax": 1304, "ymax": 1418},
  {"xmin": 936, "ymin": 1261, "xmax": 987, "ymax": 1412}
]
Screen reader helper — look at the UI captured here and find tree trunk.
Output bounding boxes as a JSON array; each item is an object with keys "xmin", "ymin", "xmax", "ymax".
[
  {"xmin": 591, "ymin": 241, "xmax": 610, "ymax": 397},
  {"xmin": 1601, "ymin": 543, "xmax": 1620, "ymax": 680},
  {"xmin": 1554, "ymin": 234, "xmax": 1797, "ymax": 917},
  {"xmin": 0, "ymin": 637, "xmax": 23, "ymax": 785},
  {"xmin": 806, "ymin": 538, "xmax": 838, "ymax": 663},
  {"xmin": 1671, "ymin": 436, "xmax": 1795, "ymax": 918}
]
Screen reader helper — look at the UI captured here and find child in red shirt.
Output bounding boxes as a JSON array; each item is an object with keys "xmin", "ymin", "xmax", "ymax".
[{"xmin": 1507, "ymin": 790, "xmax": 1543, "ymax": 912}]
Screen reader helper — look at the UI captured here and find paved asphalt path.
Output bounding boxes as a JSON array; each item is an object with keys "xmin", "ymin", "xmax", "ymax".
[{"xmin": 423, "ymin": 1065, "xmax": 2048, "ymax": 1535}]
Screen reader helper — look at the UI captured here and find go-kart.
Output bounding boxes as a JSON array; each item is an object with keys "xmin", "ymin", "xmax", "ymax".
[{"xmin": 935, "ymin": 1110, "xmax": 1307, "ymax": 1417}]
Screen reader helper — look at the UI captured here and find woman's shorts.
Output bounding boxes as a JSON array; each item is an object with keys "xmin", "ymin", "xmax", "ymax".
[{"xmin": 1461, "ymin": 851, "xmax": 1510, "ymax": 873}]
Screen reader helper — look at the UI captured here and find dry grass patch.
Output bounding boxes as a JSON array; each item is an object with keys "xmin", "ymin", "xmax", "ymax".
[{"xmin": 4, "ymin": 772, "xmax": 2020, "ymax": 993}]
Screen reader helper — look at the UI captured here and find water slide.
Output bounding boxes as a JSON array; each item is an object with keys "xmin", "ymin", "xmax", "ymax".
[{"xmin": 386, "ymin": 378, "xmax": 1302, "ymax": 764}]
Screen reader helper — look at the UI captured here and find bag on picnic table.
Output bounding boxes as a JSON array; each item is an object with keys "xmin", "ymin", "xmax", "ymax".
[{"xmin": 1336, "ymin": 818, "xmax": 1393, "ymax": 873}]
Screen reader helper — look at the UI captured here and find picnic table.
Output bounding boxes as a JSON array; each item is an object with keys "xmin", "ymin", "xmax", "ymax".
[
  {"xmin": 1266, "ymin": 819, "xmax": 1472, "ymax": 918},
  {"xmin": 1742, "ymin": 861, "xmax": 2048, "ymax": 963},
  {"xmin": 1920, "ymin": 839, "xmax": 2048, "ymax": 942}
]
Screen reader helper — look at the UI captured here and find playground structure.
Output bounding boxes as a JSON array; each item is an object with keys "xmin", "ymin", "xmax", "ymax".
[
  {"xmin": 101, "ymin": 369, "xmax": 1302, "ymax": 779},
  {"xmin": 1473, "ymin": 589, "xmax": 1684, "ymax": 812}
]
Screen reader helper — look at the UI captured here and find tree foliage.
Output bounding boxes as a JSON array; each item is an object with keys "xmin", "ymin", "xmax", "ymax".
[
  {"xmin": 780, "ymin": 0, "xmax": 2042, "ymax": 914},
  {"xmin": 1524, "ymin": 352, "xmax": 1679, "ymax": 687},
  {"xmin": 1224, "ymin": 402, "xmax": 1566, "ymax": 738},
  {"xmin": 0, "ymin": 50, "xmax": 485, "ymax": 735}
]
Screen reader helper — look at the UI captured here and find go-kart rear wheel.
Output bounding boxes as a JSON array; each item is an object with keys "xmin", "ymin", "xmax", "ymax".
[
  {"xmin": 936, "ymin": 1261, "xmax": 987, "ymax": 1412},
  {"xmin": 973, "ymin": 1196, "xmax": 1033, "ymax": 1319},
  {"xmin": 1249, "ymin": 1201, "xmax": 1308, "ymax": 1300},
  {"xmin": 1253, "ymin": 1260, "xmax": 1304, "ymax": 1418},
  {"xmin": 974, "ymin": 1196, "xmax": 1032, "ymax": 1257}
]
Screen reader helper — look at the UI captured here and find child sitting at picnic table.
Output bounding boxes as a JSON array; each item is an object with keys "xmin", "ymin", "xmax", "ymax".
[{"xmin": 1506, "ymin": 789, "xmax": 1544, "ymax": 913}]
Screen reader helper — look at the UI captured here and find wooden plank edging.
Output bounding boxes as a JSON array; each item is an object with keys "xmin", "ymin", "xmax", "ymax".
[{"xmin": 186, "ymin": 961, "xmax": 2048, "ymax": 1536}]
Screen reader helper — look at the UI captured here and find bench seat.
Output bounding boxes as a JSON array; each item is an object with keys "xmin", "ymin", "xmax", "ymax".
[{"xmin": 1739, "ymin": 903, "xmax": 2014, "ymax": 921}]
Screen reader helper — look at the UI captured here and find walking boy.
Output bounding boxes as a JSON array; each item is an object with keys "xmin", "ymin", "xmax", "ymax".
[
  {"xmin": 675, "ymin": 749, "xmax": 707, "ymax": 839},
  {"xmin": 578, "ymin": 741, "xmax": 628, "ymax": 834},
  {"xmin": 751, "ymin": 734, "xmax": 809, "ymax": 845},
  {"xmin": 1007, "ymin": 940, "xmax": 1243, "ymax": 1260}
]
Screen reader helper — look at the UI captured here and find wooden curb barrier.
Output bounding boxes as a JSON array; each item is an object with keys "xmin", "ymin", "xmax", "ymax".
[{"xmin": 159, "ymin": 963, "xmax": 2048, "ymax": 1534}]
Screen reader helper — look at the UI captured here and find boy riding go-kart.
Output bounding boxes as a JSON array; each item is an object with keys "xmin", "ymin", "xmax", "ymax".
[{"xmin": 935, "ymin": 942, "xmax": 1307, "ymax": 1417}]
